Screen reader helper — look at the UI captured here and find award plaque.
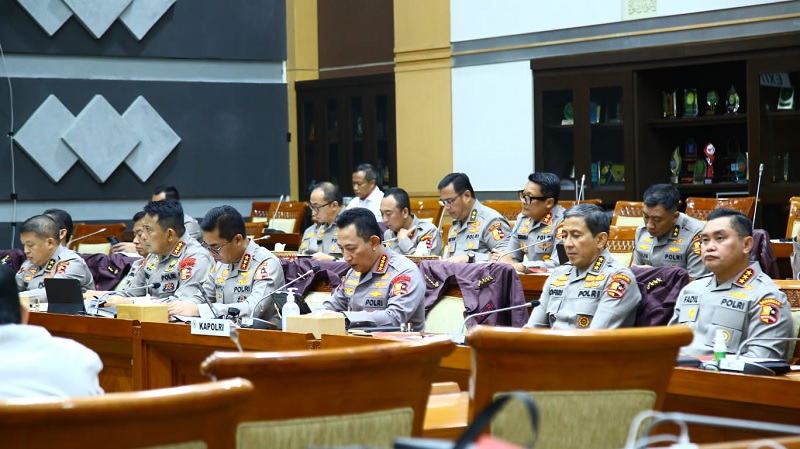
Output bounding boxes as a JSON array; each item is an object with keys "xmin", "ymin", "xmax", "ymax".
[
  {"xmin": 684, "ymin": 89, "xmax": 699, "ymax": 117},
  {"xmin": 693, "ymin": 159, "xmax": 706, "ymax": 184},
  {"xmin": 684, "ymin": 138, "xmax": 698, "ymax": 160},
  {"xmin": 562, "ymin": 102, "xmax": 574, "ymax": 125},
  {"xmin": 778, "ymin": 87, "xmax": 795, "ymax": 110},
  {"xmin": 726, "ymin": 85, "xmax": 740, "ymax": 114},
  {"xmin": 703, "ymin": 143, "xmax": 716, "ymax": 183},
  {"xmin": 706, "ymin": 90, "xmax": 719, "ymax": 115},
  {"xmin": 734, "ymin": 152, "xmax": 747, "ymax": 183},
  {"xmin": 663, "ymin": 91, "xmax": 677, "ymax": 118},
  {"xmin": 670, "ymin": 146, "xmax": 682, "ymax": 184}
]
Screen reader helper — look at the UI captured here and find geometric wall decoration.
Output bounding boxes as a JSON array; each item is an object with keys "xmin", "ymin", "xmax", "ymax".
[
  {"xmin": 16, "ymin": 0, "xmax": 176, "ymax": 40},
  {"xmin": 14, "ymin": 95, "xmax": 181, "ymax": 183}
]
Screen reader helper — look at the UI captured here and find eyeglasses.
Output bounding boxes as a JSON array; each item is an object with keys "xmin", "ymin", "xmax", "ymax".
[
  {"xmin": 308, "ymin": 200, "xmax": 334, "ymax": 213},
  {"xmin": 518, "ymin": 190, "xmax": 549, "ymax": 205},
  {"xmin": 202, "ymin": 240, "xmax": 232, "ymax": 256},
  {"xmin": 438, "ymin": 192, "xmax": 464, "ymax": 207}
]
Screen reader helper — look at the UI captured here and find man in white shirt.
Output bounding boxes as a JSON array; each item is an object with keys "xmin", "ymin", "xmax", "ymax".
[
  {"xmin": 0, "ymin": 265, "xmax": 103, "ymax": 398},
  {"xmin": 346, "ymin": 163, "xmax": 384, "ymax": 222}
]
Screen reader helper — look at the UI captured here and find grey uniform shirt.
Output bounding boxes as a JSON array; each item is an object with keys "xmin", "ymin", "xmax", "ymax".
[
  {"xmin": 633, "ymin": 213, "xmax": 707, "ymax": 279},
  {"xmin": 119, "ymin": 258, "xmax": 144, "ymax": 290},
  {"xmin": 384, "ymin": 215, "xmax": 443, "ymax": 256},
  {"xmin": 322, "ymin": 248, "xmax": 426, "ymax": 331},
  {"xmin": 298, "ymin": 222, "xmax": 341, "ymax": 256},
  {"xmin": 199, "ymin": 239, "xmax": 285, "ymax": 321},
  {"xmin": 445, "ymin": 200, "xmax": 511, "ymax": 261},
  {"xmin": 508, "ymin": 205, "xmax": 566, "ymax": 269},
  {"xmin": 668, "ymin": 263, "xmax": 793, "ymax": 359},
  {"xmin": 525, "ymin": 248, "xmax": 642, "ymax": 329},
  {"xmin": 184, "ymin": 214, "xmax": 203, "ymax": 242},
  {"xmin": 790, "ymin": 240, "xmax": 800, "ymax": 280},
  {"xmin": 119, "ymin": 234, "xmax": 213, "ymax": 303},
  {"xmin": 16, "ymin": 245, "xmax": 95, "ymax": 301}
]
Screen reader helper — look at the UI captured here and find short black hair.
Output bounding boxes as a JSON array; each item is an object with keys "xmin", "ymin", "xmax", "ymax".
[
  {"xmin": 143, "ymin": 200, "xmax": 186, "ymax": 236},
  {"xmin": 200, "ymin": 206, "xmax": 246, "ymax": 241},
  {"xmin": 0, "ymin": 265, "xmax": 21, "ymax": 325},
  {"xmin": 355, "ymin": 163, "xmax": 378, "ymax": 183},
  {"xmin": 707, "ymin": 208, "xmax": 753, "ymax": 237},
  {"xmin": 563, "ymin": 204, "xmax": 610, "ymax": 237},
  {"xmin": 438, "ymin": 173, "xmax": 476, "ymax": 200},
  {"xmin": 43, "ymin": 208, "xmax": 73, "ymax": 242},
  {"xmin": 528, "ymin": 172, "xmax": 561, "ymax": 203},
  {"xmin": 336, "ymin": 208, "xmax": 383, "ymax": 243},
  {"xmin": 153, "ymin": 185, "xmax": 180, "ymax": 201},
  {"xmin": 643, "ymin": 184, "xmax": 681, "ymax": 212},
  {"xmin": 132, "ymin": 211, "xmax": 146, "ymax": 223},
  {"xmin": 313, "ymin": 181, "xmax": 343, "ymax": 205},
  {"xmin": 20, "ymin": 215, "xmax": 60, "ymax": 241},
  {"xmin": 383, "ymin": 187, "xmax": 411, "ymax": 213}
]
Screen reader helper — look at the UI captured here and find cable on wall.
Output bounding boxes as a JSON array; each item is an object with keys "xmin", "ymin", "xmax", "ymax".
[{"xmin": 0, "ymin": 39, "xmax": 17, "ymax": 248}]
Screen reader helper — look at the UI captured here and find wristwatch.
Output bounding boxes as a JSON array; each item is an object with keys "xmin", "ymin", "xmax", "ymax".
[{"xmin": 467, "ymin": 251, "xmax": 475, "ymax": 264}]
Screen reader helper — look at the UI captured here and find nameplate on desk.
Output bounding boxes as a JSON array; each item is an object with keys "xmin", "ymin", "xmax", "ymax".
[
  {"xmin": 718, "ymin": 358, "xmax": 746, "ymax": 372},
  {"xmin": 190, "ymin": 318, "xmax": 231, "ymax": 337}
]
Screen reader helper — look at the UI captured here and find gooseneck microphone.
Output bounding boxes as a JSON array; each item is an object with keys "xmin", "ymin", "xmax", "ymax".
[
  {"xmin": 250, "ymin": 265, "xmax": 321, "ymax": 319},
  {"xmin": 66, "ymin": 228, "xmax": 107, "ymax": 247},
  {"xmin": 89, "ymin": 282, "xmax": 161, "ymax": 315},
  {"xmin": 493, "ymin": 242, "xmax": 531, "ymax": 262},
  {"xmin": 451, "ymin": 300, "xmax": 540, "ymax": 344}
]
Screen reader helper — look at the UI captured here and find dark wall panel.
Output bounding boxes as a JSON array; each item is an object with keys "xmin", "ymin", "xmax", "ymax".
[
  {"xmin": 0, "ymin": 0, "xmax": 286, "ymax": 61},
  {"xmin": 0, "ymin": 78, "xmax": 288, "ymax": 200},
  {"xmin": 317, "ymin": 0, "xmax": 393, "ymax": 70}
]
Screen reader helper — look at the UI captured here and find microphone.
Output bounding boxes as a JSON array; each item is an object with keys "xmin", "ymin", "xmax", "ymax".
[
  {"xmin": 753, "ymin": 162, "xmax": 764, "ymax": 225},
  {"xmin": 270, "ymin": 194, "xmax": 285, "ymax": 225},
  {"xmin": 451, "ymin": 300, "xmax": 540, "ymax": 344},
  {"xmin": 712, "ymin": 336, "xmax": 800, "ymax": 375},
  {"xmin": 245, "ymin": 265, "xmax": 321, "ymax": 326},
  {"xmin": 578, "ymin": 174, "xmax": 585, "ymax": 203},
  {"xmin": 67, "ymin": 227, "xmax": 107, "ymax": 247},
  {"xmin": 493, "ymin": 242, "xmax": 531, "ymax": 262}
]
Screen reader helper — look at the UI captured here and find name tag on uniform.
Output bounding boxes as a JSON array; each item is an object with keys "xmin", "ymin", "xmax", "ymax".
[{"xmin": 190, "ymin": 318, "xmax": 231, "ymax": 337}]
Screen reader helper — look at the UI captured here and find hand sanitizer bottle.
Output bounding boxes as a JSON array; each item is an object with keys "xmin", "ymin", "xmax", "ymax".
[
  {"xmin": 714, "ymin": 329, "xmax": 727, "ymax": 365},
  {"xmin": 281, "ymin": 288, "xmax": 301, "ymax": 332}
]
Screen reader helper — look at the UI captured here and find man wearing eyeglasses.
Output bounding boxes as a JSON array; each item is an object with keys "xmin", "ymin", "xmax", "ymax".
[
  {"xmin": 346, "ymin": 163, "xmax": 384, "ymax": 222},
  {"xmin": 438, "ymin": 173, "xmax": 511, "ymax": 263},
  {"xmin": 104, "ymin": 200, "xmax": 213, "ymax": 311},
  {"xmin": 162, "ymin": 206, "xmax": 286, "ymax": 320},
  {"xmin": 298, "ymin": 182, "xmax": 344, "ymax": 261},
  {"xmin": 669, "ymin": 209, "xmax": 792, "ymax": 358},
  {"xmin": 633, "ymin": 184, "xmax": 707, "ymax": 279},
  {"xmin": 381, "ymin": 187, "xmax": 443, "ymax": 256},
  {"xmin": 492, "ymin": 172, "xmax": 565, "ymax": 271}
]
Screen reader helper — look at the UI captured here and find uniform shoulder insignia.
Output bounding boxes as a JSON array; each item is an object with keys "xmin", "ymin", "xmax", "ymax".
[
  {"xmin": 240, "ymin": 253, "xmax": 252, "ymax": 271},
  {"xmin": 541, "ymin": 212, "xmax": 552, "ymax": 225},
  {"xmin": 556, "ymin": 222, "xmax": 565, "ymax": 240},
  {"xmin": 424, "ymin": 273, "xmax": 440, "ymax": 287},
  {"xmin": 476, "ymin": 275, "xmax": 494, "ymax": 288},
  {"xmin": 734, "ymin": 267, "xmax": 755, "ymax": 287},
  {"xmin": 171, "ymin": 241, "xmax": 186, "ymax": 256},
  {"xmin": 645, "ymin": 277, "xmax": 664, "ymax": 291},
  {"xmin": 671, "ymin": 225, "xmax": 681, "ymax": 238},
  {"xmin": 375, "ymin": 253, "xmax": 389, "ymax": 273},
  {"xmin": 45, "ymin": 259, "xmax": 56, "ymax": 271},
  {"xmin": 757, "ymin": 298, "xmax": 782, "ymax": 324},
  {"xmin": 419, "ymin": 234, "xmax": 434, "ymax": 249},
  {"xmin": 590, "ymin": 256, "xmax": 605, "ymax": 273},
  {"xmin": 469, "ymin": 209, "xmax": 478, "ymax": 222}
]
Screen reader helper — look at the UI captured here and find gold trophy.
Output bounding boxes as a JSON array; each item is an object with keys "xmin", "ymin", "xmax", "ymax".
[{"xmin": 670, "ymin": 146, "xmax": 682, "ymax": 184}]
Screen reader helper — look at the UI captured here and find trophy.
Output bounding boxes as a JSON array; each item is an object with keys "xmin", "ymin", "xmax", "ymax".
[
  {"xmin": 706, "ymin": 90, "xmax": 718, "ymax": 115},
  {"xmin": 734, "ymin": 152, "xmax": 747, "ymax": 183},
  {"xmin": 670, "ymin": 146, "xmax": 682, "ymax": 184},
  {"xmin": 693, "ymin": 159, "xmax": 706, "ymax": 185},
  {"xmin": 703, "ymin": 143, "xmax": 716, "ymax": 183},
  {"xmin": 778, "ymin": 87, "xmax": 795, "ymax": 110},
  {"xmin": 681, "ymin": 138, "xmax": 698, "ymax": 184},
  {"xmin": 562, "ymin": 102, "xmax": 574, "ymax": 125},
  {"xmin": 684, "ymin": 89, "xmax": 698, "ymax": 117},
  {"xmin": 663, "ymin": 91, "xmax": 677, "ymax": 118},
  {"xmin": 726, "ymin": 85, "xmax": 740, "ymax": 114}
]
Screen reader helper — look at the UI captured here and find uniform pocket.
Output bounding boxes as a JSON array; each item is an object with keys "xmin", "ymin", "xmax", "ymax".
[{"xmin": 707, "ymin": 304, "xmax": 746, "ymax": 349}]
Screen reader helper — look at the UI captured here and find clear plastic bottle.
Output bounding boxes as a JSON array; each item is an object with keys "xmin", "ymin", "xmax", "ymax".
[
  {"xmin": 281, "ymin": 287, "xmax": 301, "ymax": 332},
  {"xmin": 713, "ymin": 329, "xmax": 727, "ymax": 365}
]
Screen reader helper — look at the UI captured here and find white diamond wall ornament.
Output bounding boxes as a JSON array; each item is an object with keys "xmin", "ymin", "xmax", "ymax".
[
  {"xmin": 61, "ymin": 0, "xmax": 133, "ymax": 39},
  {"xmin": 16, "ymin": 0, "xmax": 73, "ymax": 36},
  {"xmin": 13, "ymin": 95, "xmax": 79, "ymax": 183},
  {"xmin": 61, "ymin": 96, "xmax": 141, "ymax": 183},
  {"xmin": 122, "ymin": 97, "xmax": 181, "ymax": 182},
  {"xmin": 119, "ymin": 0, "xmax": 176, "ymax": 41}
]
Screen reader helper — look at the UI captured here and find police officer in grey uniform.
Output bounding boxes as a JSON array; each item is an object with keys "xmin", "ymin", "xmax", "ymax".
[
  {"xmin": 494, "ymin": 172, "xmax": 566, "ymax": 270},
  {"xmin": 633, "ymin": 184, "xmax": 707, "ymax": 279},
  {"xmin": 438, "ymin": 173, "xmax": 511, "ymax": 262},
  {"xmin": 298, "ymin": 182, "xmax": 344, "ymax": 261},
  {"xmin": 16, "ymin": 215, "xmax": 95, "ymax": 301},
  {"xmin": 85, "ymin": 211, "xmax": 148, "ymax": 299},
  {"xmin": 381, "ymin": 187, "xmax": 443, "ymax": 256},
  {"xmin": 106, "ymin": 200, "xmax": 213, "ymax": 312},
  {"xmin": 187, "ymin": 206, "xmax": 286, "ymax": 321},
  {"xmin": 317, "ymin": 208, "xmax": 426, "ymax": 331},
  {"xmin": 669, "ymin": 209, "xmax": 793, "ymax": 359},
  {"xmin": 525, "ymin": 204, "xmax": 642, "ymax": 329},
  {"xmin": 151, "ymin": 185, "xmax": 203, "ymax": 241}
]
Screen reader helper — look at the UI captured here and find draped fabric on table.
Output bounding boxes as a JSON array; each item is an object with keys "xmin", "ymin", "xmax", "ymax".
[
  {"xmin": 631, "ymin": 265, "xmax": 690, "ymax": 327},
  {"xmin": 278, "ymin": 258, "xmax": 351, "ymax": 296},
  {"xmin": 1, "ymin": 249, "xmax": 138, "ymax": 291},
  {"xmin": 752, "ymin": 229, "xmax": 779, "ymax": 279}
]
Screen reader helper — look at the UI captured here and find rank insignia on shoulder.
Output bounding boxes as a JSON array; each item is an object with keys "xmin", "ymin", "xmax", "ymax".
[
  {"xmin": 672, "ymin": 225, "xmax": 681, "ymax": 238},
  {"xmin": 645, "ymin": 277, "xmax": 663, "ymax": 291},
  {"xmin": 541, "ymin": 212, "xmax": 552, "ymax": 225},
  {"xmin": 734, "ymin": 268, "xmax": 755, "ymax": 286},
  {"xmin": 469, "ymin": 209, "xmax": 478, "ymax": 222},
  {"xmin": 591, "ymin": 256, "xmax": 605, "ymax": 272},
  {"xmin": 424, "ymin": 274, "xmax": 440, "ymax": 287},
  {"xmin": 171, "ymin": 241, "xmax": 185, "ymax": 256},
  {"xmin": 45, "ymin": 259, "xmax": 56, "ymax": 271},
  {"xmin": 476, "ymin": 275, "xmax": 494, "ymax": 288}
]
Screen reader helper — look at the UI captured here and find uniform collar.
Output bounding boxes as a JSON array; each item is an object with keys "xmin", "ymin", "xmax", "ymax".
[
  {"xmin": 713, "ymin": 262, "xmax": 762, "ymax": 290},
  {"xmin": 370, "ymin": 248, "xmax": 392, "ymax": 274},
  {"xmin": 462, "ymin": 200, "xmax": 482, "ymax": 224}
]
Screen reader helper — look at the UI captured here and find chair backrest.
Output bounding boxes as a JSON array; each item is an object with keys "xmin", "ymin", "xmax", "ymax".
[
  {"xmin": 267, "ymin": 201, "xmax": 307, "ymax": 233},
  {"xmin": 612, "ymin": 201, "xmax": 644, "ymax": 227},
  {"xmin": 466, "ymin": 326, "xmax": 693, "ymax": 449},
  {"xmin": 685, "ymin": 196, "xmax": 757, "ymax": 221},
  {"xmin": 560, "ymin": 198, "xmax": 603, "ymax": 208},
  {"xmin": 786, "ymin": 197, "xmax": 800, "ymax": 239},
  {"xmin": 68, "ymin": 223, "xmax": 127, "ymax": 254},
  {"xmin": 0, "ymin": 378, "xmax": 253, "ymax": 449},
  {"xmin": 250, "ymin": 201, "xmax": 273, "ymax": 223},
  {"xmin": 409, "ymin": 197, "xmax": 445, "ymax": 228},
  {"xmin": 482, "ymin": 200, "xmax": 521, "ymax": 228},
  {"xmin": 608, "ymin": 225, "xmax": 637, "ymax": 267},
  {"xmin": 773, "ymin": 280, "xmax": 800, "ymax": 362},
  {"xmin": 244, "ymin": 222, "xmax": 265, "ymax": 240},
  {"xmin": 201, "ymin": 337, "xmax": 455, "ymax": 447}
]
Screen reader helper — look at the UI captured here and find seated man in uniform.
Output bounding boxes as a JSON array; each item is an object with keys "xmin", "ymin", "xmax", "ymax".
[
  {"xmin": 632, "ymin": 184, "xmax": 707, "ymax": 279},
  {"xmin": 314, "ymin": 208, "xmax": 426, "ymax": 331},
  {"xmin": 104, "ymin": 200, "xmax": 213, "ymax": 313},
  {"xmin": 84, "ymin": 211, "xmax": 148, "ymax": 298},
  {"xmin": 438, "ymin": 172, "xmax": 511, "ymax": 263},
  {"xmin": 166, "ymin": 206, "xmax": 285, "ymax": 321},
  {"xmin": 298, "ymin": 182, "xmax": 344, "ymax": 261},
  {"xmin": 525, "ymin": 204, "xmax": 641, "ymax": 329},
  {"xmin": 380, "ymin": 187, "xmax": 442, "ymax": 256},
  {"xmin": 669, "ymin": 209, "xmax": 793, "ymax": 359},
  {"xmin": 493, "ymin": 172, "xmax": 566, "ymax": 271},
  {"xmin": 43, "ymin": 208, "xmax": 73, "ymax": 247},
  {"xmin": 0, "ymin": 265, "xmax": 103, "ymax": 398},
  {"xmin": 16, "ymin": 215, "xmax": 95, "ymax": 302},
  {"xmin": 346, "ymin": 163, "xmax": 384, "ymax": 222}
]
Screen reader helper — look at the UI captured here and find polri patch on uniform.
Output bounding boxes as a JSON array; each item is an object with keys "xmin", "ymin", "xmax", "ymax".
[
  {"xmin": 577, "ymin": 315, "xmax": 591, "ymax": 328},
  {"xmin": 489, "ymin": 222, "xmax": 505, "ymax": 241},
  {"xmin": 391, "ymin": 274, "xmax": 411, "ymax": 296},
  {"xmin": 55, "ymin": 261, "xmax": 70, "ymax": 274},
  {"xmin": 254, "ymin": 261, "xmax": 272, "ymax": 281},
  {"xmin": 606, "ymin": 274, "xmax": 630, "ymax": 299},
  {"xmin": 179, "ymin": 257, "xmax": 196, "ymax": 281},
  {"xmin": 692, "ymin": 233, "xmax": 702, "ymax": 255},
  {"xmin": 420, "ymin": 234, "xmax": 434, "ymax": 249},
  {"xmin": 758, "ymin": 298, "xmax": 781, "ymax": 324}
]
